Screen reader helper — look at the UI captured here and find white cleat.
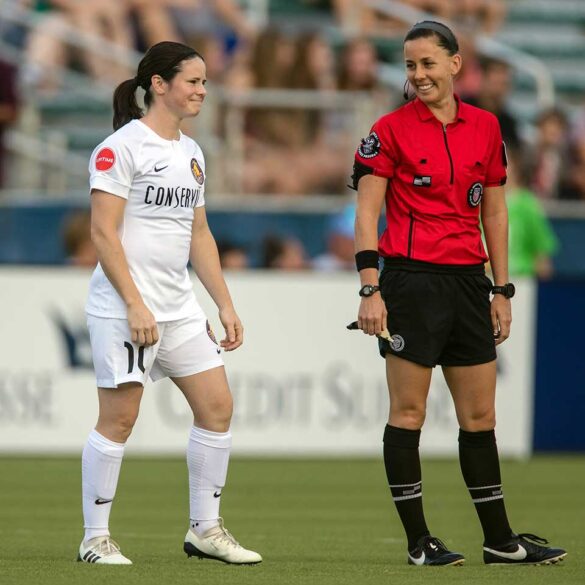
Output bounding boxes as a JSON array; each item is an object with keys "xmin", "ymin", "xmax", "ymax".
[
  {"xmin": 77, "ymin": 536, "xmax": 132, "ymax": 565},
  {"xmin": 183, "ymin": 518, "xmax": 262, "ymax": 565}
]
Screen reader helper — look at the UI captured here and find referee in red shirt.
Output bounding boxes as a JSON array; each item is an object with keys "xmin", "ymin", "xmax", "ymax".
[{"xmin": 353, "ymin": 21, "xmax": 566, "ymax": 567}]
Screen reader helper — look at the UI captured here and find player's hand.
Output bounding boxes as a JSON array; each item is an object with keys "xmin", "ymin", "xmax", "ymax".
[
  {"xmin": 219, "ymin": 305, "xmax": 243, "ymax": 351},
  {"xmin": 491, "ymin": 295, "xmax": 511, "ymax": 345},
  {"xmin": 127, "ymin": 301, "xmax": 159, "ymax": 346},
  {"xmin": 357, "ymin": 293, "xmax": 387, "ymax": 336}
]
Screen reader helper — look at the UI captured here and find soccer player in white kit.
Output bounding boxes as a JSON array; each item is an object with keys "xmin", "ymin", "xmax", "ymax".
[{"xmin": 79, "ymin": 41, "xmax": 261, "ymax": 566}]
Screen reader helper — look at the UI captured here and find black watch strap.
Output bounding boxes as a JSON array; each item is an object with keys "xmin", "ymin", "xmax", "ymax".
[
  {"xmin": 359, "ymin": 284, "xmax": 381, "ymax": 297},
  {"xmin": 491, "ymin": 283, "xmax": 515, "ymax": 299}
]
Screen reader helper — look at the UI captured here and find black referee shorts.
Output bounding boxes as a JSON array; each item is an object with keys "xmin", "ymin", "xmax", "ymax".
[{"xmin": 378, "ymin": 258, "xmax": 497, "ymax": 368}]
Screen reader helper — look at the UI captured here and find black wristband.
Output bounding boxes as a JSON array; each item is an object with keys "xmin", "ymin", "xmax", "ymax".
[{"xmin": 355, "ymin": 250, "xmax": 379, "ymax": 271}]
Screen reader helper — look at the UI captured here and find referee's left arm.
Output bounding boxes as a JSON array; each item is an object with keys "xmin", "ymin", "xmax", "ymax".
[{"xmin": 481, "ymin": 185, "xmax": 512, "ymax": 343}]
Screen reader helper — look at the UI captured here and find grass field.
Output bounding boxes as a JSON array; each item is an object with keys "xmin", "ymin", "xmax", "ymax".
[{"xmin": 0, "ymin": 456, "xmax": 583, "ymax": 585}]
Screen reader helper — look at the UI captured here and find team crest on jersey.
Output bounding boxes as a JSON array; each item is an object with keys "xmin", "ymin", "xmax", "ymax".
[
  {"xmin": 467, "ymin": 182, "xmax": 483, "ymax": 207},
  {"xmin": 191, "ymin": 158, "xmax": 204, "ymax": 185},
  {"xmin": 95, "ymin": 147, "xmax": 115, "ymax": 171},
  {"xmin": 206, "ymin": 320, "xmax": 218, "ymax": 345},
  {"xmin": 358, "ymin": 132, "xmax": 380, "ymax": 158}
]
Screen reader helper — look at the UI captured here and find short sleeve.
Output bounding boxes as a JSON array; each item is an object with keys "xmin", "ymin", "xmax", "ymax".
[
  {"xmin": 89, "ymin": 137, "xmax": 136, "ymax": 199},
  {"xmin": 192, "ymin": 145, "xmax": 206, "ymax": 208},
  {"xmin": 485, "ymin": 116, "xmax": 507, "ymax": 187},
  {"xmin": 354, "ymin": 117, "xmax": 397, "ymax": 179}
]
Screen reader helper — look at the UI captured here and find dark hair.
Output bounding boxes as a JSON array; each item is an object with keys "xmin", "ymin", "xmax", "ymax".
[
  {"xmin": 112, "ymin": 41, "xmax": 203, "ymax": 130},
  {"xmin": 404, "ymin": 20, "xmax": 459, "ymax": 56}
]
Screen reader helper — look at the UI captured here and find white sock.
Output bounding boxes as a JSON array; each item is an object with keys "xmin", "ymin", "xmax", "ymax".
[
  {"xmin": 82, "ymin": 429, "xmax": 125, "ymax": 543},
  {"xmin": 187, "ymin": 426, "xmax": 232, "ymax": 536}
]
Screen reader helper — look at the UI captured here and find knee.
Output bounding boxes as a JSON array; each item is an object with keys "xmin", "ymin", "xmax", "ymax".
[
  {"xmin": 196, "ymin": 392, "xmax": 233, "ymax": 431},
  {"xmin": 97, "ymin": 411, "xmax": 139, "ymax": 443},
  {"xmin": 389, "ymin": 404, "xmax": 426, "ymax": 430},
  {"xmin": 460, "ymin": 407, "xmax": 496, "ymax": 432}
]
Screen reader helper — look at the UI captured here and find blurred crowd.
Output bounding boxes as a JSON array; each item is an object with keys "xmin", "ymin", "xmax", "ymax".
[{"xmin": 3, "ymin": 0, "xmax": 583, "ymax": 276}]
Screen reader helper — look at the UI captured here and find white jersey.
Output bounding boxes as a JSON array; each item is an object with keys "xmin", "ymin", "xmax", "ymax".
[{"xmin": 86, "ymin": 119, "xmax": 206, "ymax": 321}]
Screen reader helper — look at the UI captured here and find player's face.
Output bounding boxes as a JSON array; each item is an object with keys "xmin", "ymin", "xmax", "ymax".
[
  {"xmin": 404, "ymin": 37, "xmax": 461, "ymax": 106},
  {"xmin": 165, "ymin": 57, "xmax": 207, "ymax": 119}
]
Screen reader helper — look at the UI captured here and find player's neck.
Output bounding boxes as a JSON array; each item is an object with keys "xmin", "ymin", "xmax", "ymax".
[
  {"xmin": 427, "ymin": 95, "xmax": 458, "ymax": 125},
  {"xmin": 141, "ymin": 109, "xmax": 181, "ymax": 142}
]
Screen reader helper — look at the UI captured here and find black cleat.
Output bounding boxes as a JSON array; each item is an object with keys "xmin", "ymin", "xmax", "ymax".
[
  {"xmin": 483, "ymin": 533, "xmax": 567, "ymax": 565},
  {"xmin": 408, "ymin": 535, "xmax": 465, "ymax": 566}
]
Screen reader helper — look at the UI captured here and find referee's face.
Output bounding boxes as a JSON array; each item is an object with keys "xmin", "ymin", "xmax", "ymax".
[
  {"xmin": 404, "ymin": 37, "xmax": 461, "ymax": 106},
  {"xmin": 162, "ymin": 57, "xmax": 208, "ymax": 119}
]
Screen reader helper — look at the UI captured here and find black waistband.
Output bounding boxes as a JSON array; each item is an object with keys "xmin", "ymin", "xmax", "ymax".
[{"xmin": 382, "ymin": 257, "xmax": 485, "ymax": 275}]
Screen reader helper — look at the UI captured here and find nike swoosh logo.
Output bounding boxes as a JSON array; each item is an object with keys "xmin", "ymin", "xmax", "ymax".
[
  {"xmin": 95, "ymin": 498, "xmax": 113, "ymax": 505},
  {"xmin": 484, "ymin": 544, "xmax": 527, "ymax": 560},
  {"xmin": 213, "ymin": 491, "xmax": 221, "ymax": 498},
  {"xmin": 154, "ymin": 164, "xmax": 169, "ymax": 172},
  {"xmin": 408, "ymin": 551, "xmax": 425, "ymax": 565}
]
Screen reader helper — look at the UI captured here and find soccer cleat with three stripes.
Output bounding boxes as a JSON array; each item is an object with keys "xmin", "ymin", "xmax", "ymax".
[
  {"xmin": 483, "ymin": 533, "xmax": 567, "ymax": 565},
  {"xmin": 407, "ymin": 535, "xmax": 465, "ymax": 566},
  {"xmin": 184, "ymin": 518, "xmax": 262, "ymax": 564},
  {"xmin": 77, "ymin": 536, "xmax": 132, "ymax": 565}
]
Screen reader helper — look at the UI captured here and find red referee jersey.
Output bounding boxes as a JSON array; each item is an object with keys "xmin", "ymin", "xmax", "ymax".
[{"xmin": 354, "ymin": 96, "xmax": 507, "ymax": 265}]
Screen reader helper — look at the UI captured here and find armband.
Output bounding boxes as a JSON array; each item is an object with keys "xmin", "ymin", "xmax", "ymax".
[
  {"xmin": 355, "ymin": 250, "xmax": 379, "ymax": 272},
  {"xmin": 348, "ymin": 161, "xmax": 374, "ymax": 191}
]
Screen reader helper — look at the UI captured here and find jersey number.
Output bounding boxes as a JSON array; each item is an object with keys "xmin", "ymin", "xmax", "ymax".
[{"xmin": 124, "ymin": 342, "xmax": 145, "ymax": 374}]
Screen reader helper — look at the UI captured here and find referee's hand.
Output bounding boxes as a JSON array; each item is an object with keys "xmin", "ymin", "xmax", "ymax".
[
  {"xmin": 491, "ymin": 295, "xmax": 511, "ymax": 345},
  {"xmin": 357, "ymin": 294, "xmax": 388, "ymax": 336}
]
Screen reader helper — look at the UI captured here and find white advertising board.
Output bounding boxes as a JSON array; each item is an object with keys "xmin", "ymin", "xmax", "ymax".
[{"xmin": 0, "ymin": 269, "xmax": 534, "ymax": 456}]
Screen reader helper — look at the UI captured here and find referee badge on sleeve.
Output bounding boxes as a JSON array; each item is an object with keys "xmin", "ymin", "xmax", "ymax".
[
  {"xmin": 358, "ymin": 132, "xmax": 381, "ymax": 158},
  {"xmin": 467, "ymin": 182, "xmax": 483, "ymax": 207}
]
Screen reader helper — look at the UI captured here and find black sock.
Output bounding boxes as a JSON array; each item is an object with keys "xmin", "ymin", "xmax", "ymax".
[
  {"xmin": 383, "ymin": 425, "xmax": 430, "ymax": 550},
  {"xmin": 458, "ymin": 429, "xmax": 514, "ymax": 546}
]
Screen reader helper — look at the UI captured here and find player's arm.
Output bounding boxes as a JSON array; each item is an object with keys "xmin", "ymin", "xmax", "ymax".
[
  {"xmin": 90, "ymin": 190, "xmax": 158, "ymax": 346},
  {"xmin": 355, "ymin": 174, "xmax": 387, "ymax": 336},
  {"xmin": 481, "ymin": 184, "xmax": 511, "ymax": 344},
  {"xmin": 190, "ymin": 206, "xmax": 242, "ymax": 351}
]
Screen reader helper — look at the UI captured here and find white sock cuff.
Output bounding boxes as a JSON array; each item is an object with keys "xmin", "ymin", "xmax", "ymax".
[
  {"xmin": 87, "ymin": 429, "xmax": 125, "ymax": 458},
  {"xmin": 190, "ymin": 426, "xmax": 232, "ymax": 449}
]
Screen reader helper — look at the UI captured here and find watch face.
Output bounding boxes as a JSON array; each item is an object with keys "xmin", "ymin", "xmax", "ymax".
[{"xmin": 506, "ymin": 283, "xmax": 516, "ymax": 298}]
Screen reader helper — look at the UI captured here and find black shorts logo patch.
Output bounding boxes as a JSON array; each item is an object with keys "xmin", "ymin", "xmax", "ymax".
[
  {"xmin": 468, "ymin": 182, "xmax": 483, "ymax": 207},
  {"xmin": 413, "ymin": 175, "xmax": 432, "ymax": 187},
  {"xmin": 358, "ymin": 132, "xmax": 380, "ymax": 158},
  {"xmin": 390, "ymin": 334, "xmax": 405, "ymax": 352}
]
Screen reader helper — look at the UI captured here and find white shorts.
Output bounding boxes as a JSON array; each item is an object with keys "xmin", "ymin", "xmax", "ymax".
[{"xmin": 87, "ymin": 312, "xmax": 224, "ymax": 388}]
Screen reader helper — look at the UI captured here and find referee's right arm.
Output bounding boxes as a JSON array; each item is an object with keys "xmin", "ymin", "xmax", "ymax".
[{"xmin": 355, "ymin": 174, "xmax": 387, "ymax": 336}]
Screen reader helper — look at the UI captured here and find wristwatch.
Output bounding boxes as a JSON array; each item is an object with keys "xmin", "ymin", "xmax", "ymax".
[
  {"xmin": 491, "ymin": 283, "xmax": 515, "ymax": 299},
  {"xmin": 359, "ymin": 284, "xmax": 381, "ymax": 297}
]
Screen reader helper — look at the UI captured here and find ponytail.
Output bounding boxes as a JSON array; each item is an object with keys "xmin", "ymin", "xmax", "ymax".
[{"xmin": 112, "ymin": 78, "xmax": 143, "ymax": 131}]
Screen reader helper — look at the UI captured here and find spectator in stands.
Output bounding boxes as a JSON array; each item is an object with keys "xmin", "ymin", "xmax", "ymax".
[
  {"xmin": 24, "ymin": 0, "xmax": 134, "ymax": 92},
  {"xmin": 216, "ymin": 240, "xmax": 250, "ymax": 270},
  {"xmin": 464, "ymin": 57, "xmax": 521, "ymax": 150},
  {"xmin": 0, "ymin": 58, "xmax": 19, "ymax": 188},
  {"xmin": 506, "ymin": 150, "xmax": 559, "ymax": 279},
  {"xmin": 529, "ymin": 108, "xmax": 573, "ymax": 200},
  {"xmin": 61, "ymin": 209, "xmax": 98, "ymax": 268},
  {"xmin": 453, "ymin": 0, "xmax": 507, "ymax": 35},
  {"xmin": 313, "ymin": 203, "xmax": 356, "ymax": 271},
  {"xmin": 261, "ymin": 235, "xmax": 308, "ymax": 270}
]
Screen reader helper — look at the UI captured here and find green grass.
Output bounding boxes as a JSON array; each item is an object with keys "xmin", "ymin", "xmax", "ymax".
[{"xmin": 0, "ymin": 456, "xmax": 583, "ymax": 585}]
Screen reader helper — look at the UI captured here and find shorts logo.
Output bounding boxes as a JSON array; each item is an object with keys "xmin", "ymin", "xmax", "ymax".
[
  {"xmin": 413, "ymin": 175, "xmax": 432, "ymax": 187},
  {"xmin": 467, "ymin": 182, "xmax": 483, "ymax": 207},
  {"xmin": 390, "ymin": 334, "xmax": 405, "ymax": 352},
  {"xmin": 206, "ymin": 320, "xmax": 218, "ymax": 345},
  {"xmin": 358, "ymin": 132, "xmax": 380, "ymax": 158},
  {"xmin": 191, "ymin": 158, "xmax": 205, "ymax": 185},
  {"xmin": 95, "ymin": 147, "xmax": 115, "ymax": 171}
]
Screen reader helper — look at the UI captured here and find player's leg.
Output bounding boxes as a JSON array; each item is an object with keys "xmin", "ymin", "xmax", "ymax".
[
  {"xmin": 385, "ymin": 356, "xmax": 464, "ymax": 566},
  {"xmin": 79, "ymin": 316, "xmax": 159, "ymax": 565},
  {"xmin": 173, "ymin": 367, "xmax": 261, "ymax": 564},
  {"xmin": 445, "ymin": 362, "xmax": 566, "ymax": 564}
]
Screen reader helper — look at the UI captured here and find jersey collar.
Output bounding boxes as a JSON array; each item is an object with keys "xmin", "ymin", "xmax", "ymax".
[{"xmin": 413, "ymin": 94, "xmax": 468, "ymax": 124}]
